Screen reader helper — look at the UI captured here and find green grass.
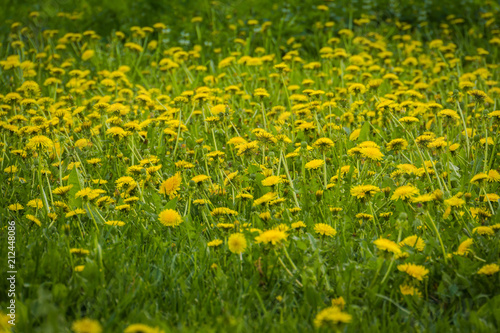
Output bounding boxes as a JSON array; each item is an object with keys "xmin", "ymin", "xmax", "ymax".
[{"xmin": 1, "ymin": 1, "xmax": 500, "ymax": 332}]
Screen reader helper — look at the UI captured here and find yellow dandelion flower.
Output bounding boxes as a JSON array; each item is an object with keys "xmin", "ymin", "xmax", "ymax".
[
  {"xmin": 350, "ymin": 185, "xmax": 380, "ymax": 200},
  {"xmin": 207, "ymin": 239, "xmax": 223, "ymax": 247},
  {"xmin": 397, "ymin": 263, "xmax": 429, "ymax": 281},
  {"xmin": 159, "ymin": 173, "xmax": 182, "ymax": 199},
  {"xmin": 359, "ymin": 147, "xmax": 384, "ymax": 161},
  {"xmin": 158, "ymin": 209, "xmax": 183, "ymax": 227},
  {"xmin": 71, "ymin": 318, "xmax": 102, "ymax": 333},
  {"xmin": 477, "ymin": 264, "xmax": 499, "ymax": 275},
  {"xmin": 228, "ymin": 233, "xmax": 247, "ymax": 254},
  {"xmin": 305, "ymin": 159, "xmax": 325, "ymax": 170},
  {"xmin": 391, "ymin": 185, "xmax": 419, "ymax": 201},
  {"xmin": 261, "ymin": 175, "xmax": 282, "ymax": 187},
  {"xmin": 314, "ymin": 306, "xmax": 352, "ymax": 328},
  {"xmin": 314, "ymin": 223, "xmax": 337, "ymax": 237},
  {"xmin": 255, "ymin": 229, "xmax": 288, "ymax": 245},
  {"xmin": 454, "ymin": 238, "xmax": 473, "ymax": 256},
  {"xmin": 373, "ymin": 238, "xmax": 401, "ymax": 254}
]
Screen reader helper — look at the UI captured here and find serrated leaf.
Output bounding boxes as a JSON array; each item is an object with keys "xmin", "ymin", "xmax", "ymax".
[
  {"xmin": 67, "ymin": 167, "xmax": 82, "ymax": 209},
  {"xmin": 165, "ymin": 196, "xmax": 178, "ymax": 210},
  {"xmin": 151, "ymin": 192, "xmax": 163, "ymax": 209},
  {"xmin": 359, "ymin": 121, "xmax": 371, "ymax": 141}
]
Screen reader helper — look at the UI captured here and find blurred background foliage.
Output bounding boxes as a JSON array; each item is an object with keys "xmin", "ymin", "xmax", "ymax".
[{"xmin": 0, "ymin": 0, "xmax": 496, "ymax": 37}]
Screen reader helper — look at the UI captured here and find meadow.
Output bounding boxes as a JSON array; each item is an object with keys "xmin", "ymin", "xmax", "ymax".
[{"xmin": 1, "ymin": 0, "xmax": 500, "ymax": 332}]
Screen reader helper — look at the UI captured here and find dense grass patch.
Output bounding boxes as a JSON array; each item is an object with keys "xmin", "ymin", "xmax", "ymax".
[{"xmin": 1, "ymin": 1, "xmax": 500, "ymax": 332}]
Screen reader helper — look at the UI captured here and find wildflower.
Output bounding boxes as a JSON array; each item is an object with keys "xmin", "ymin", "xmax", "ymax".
[
  {"xmin": 261, "ymin": 175, "xmax": 282, "ymax": 187},
  {"xmin": 444, "ymin": 196, "xmax": 465, "ymax": 207},
  {"xmin": 399, "ymin": 284, "xmax": 422, "ymax": 297},
  {"xmin": 412, "ymin": 193, "xmax": 435, "ymax": 204},
  {"xmin": 468, "ymin": 89, "xmax": 487, "ymax": 102},
  {"xmin": 191, "ymin": 174, "xmax": 210, "ymax": 184},
  {"xmin": 158, "ymin": 209, "xmax": 183, "ymax": 227},
  {"xmin": 359, "ymin": 147, "xmax": 384, "ymax": 161},
  {"xmin": 228, "ymin": 233, "xmax": 247, "ymax": 254},
  {"xmin": 71, "ymin": 318, "xmax": 102, "ymax": 333},
  {"xmin": 52, "ymin": 185, "xmax": 73, "ymax": 196},
  {"xmin": 159, "ymin": 173, "xmax": 182, "ymax": 199},
  {"xmin": 255, "ymin": 229, "xmax": 288, "ymax": 245},
  {"xmin": 291, "ymin": 221, "xmax": 306, "ymax": 229},
  {"xmin": 438, "ymin": 109, "xmax": 460, "ymax": 121},
  {"xmin": 391, "ymin": 185, "xmax": 419, "ymax": 201},
  {"xmin": 253, "ymin": 192, "xmax": 278, "ymax": 206},
  {"xmin": 487, "ymin": 170, "xmax": 500, "ymax": 182},
  {"xmin": 207, "ymin": 239, "xmax": 223, "ymax": 247},
  {"xmin": 124, "ymin": 324, "xmax": 164, "ymax": 333},
  {"xmin": 399, "ymin": 235, "xmax": 425, "ymax": 251},
  {"xmin": 350, "ymin": 185, "xmax": 380, "ymax": 200},
  {"xmin": 305, "ymin": 159, "xmax": 325, "ymax": 170},
  {"xmin": 81, "ymin": 50, "xmax": 95, "ymax": 61},
  {"xmin": 472, "ymin": 226, "xmax": 494, "ymax": 236},
  {"xmin": 470, "ymin": 172, "xmax": 488, "ymax": 185},
  {"xmin": 454, "ymin": 238, "xmax": 473, "ymax": 256},
  {"xmin": 397, "ymin": 263, "xmax": 429, "ymax": 281},
  {"xmin": 211, "ymin": 207, "xmax": 238, "ymax": 217},
  {"xmin": 70, "ymin": 249, "xmax": 90, "ymax": 255},
  {"xmin": 314, "ymin": 306, "xmax": 352, "ymax": 328},
  {"xmin": 106, "ymin": 126, "xmax": 129, "ymax": 139},
  {"xmin": 26, "ymin": 214, "xmax": 41, "ymax": 226},
  {"xmin": 74, "ymin": 265, "xmax": 85, "ymax": 272},
  {"xmin": 8, "ymin": 203, "xmax": 23, "ymax": 211},
  {"xmin": 373, "ymin": 238, "xmax": 401, "ymax": 254},
  {"xmin": 477, "ymin": 264, "xmax": 500, "ymax": 275},
  {"xmin": 314, "ymin": 223, "xmax": 337, "ymax": 237},
  {"xmin": 313, "ymin": 137, "xmax": 335, "ymax": 150},
  {"xmin": 26, "ymin": 135, "xmax": 53, "ymax": 151},
  {"xmin": 4, "ymin": 165, "xmax": 18, "ymax": 173}
]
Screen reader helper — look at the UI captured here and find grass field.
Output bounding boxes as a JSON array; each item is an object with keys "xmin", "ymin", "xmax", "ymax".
[{"xmin": 1, "ymin": 1, "xmax": 500, "ymax": 332}]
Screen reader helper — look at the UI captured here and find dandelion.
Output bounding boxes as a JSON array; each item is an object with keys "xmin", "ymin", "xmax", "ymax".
[
  {"xmin": 253, "ymin": 192, "xmax": 278, "ymax": 206},
  {"xmin": 211, "ymin": 207, "xmax": 238, "ymax": 217},
  {"xmin": 70, "ymin": 248, "xmax": 90, "ymax": 255},
  {"xmin": 52, "ymin": 185, "xmax": 73, "ymax": 196},
  {"xmin": 255, "ymin": 229, "xmax": 288, "ymax": 245},
  {"xmin": 71, "ymin": 318, "xmax": 102, "ymax": 333},
  {"xmin": 454, "ymin": 238, "xmax": 473, "ymax": 256},
  {"xmin": 472, "ymin": 226, "xmax": 494, "ymax": 236},
  {"xmin": 350, "ymin": 185, "xmax": 380, "ymax": 200},
  {"xmin": 313, "ymin": 137, "xmax": 334, "ymax": 150},
  {"xmin": 314, "ymin": 223, "xmax": 337, "ymax": 237},
  {"xmin": 399, "ymin": 235, "xmax": 425, "ymax": 251},
  {"xmin": 26, "ymin": 135, "xmax": 53, "ymax": 151},
  {"xmin": 359, "ymin": 147, "xmax": 384, "ymax": 161},
  {"xmin": 291, "ymin": 221, "xmax": 306, "ymax": 229},
  {"xmin": 228, "ymin": 233, "xmax": 247, "ymax": 254},
  {"xmin": 159, "ymin": 173, "xmax": 182, "ymax": 199},
  {"xmin": 191, "ymin": 174, "xmax": 210, "ymax": 184},
  {"xmin": 106, "ymin": 126, "xmax": 129, "ymax": 139},
  {"xmin": 470, "ymin": 172, "xmax": 488, "ymax": 185},
  {"xmin": 105, "ymin": 221, "xmax": 126, "ymax": 226},
  {"xmin": 26, "ymin": 214, "xmax": 41, "ymax": 226},
  {"xmin": 391, "ymin": 185, "xmax": 419, "ymax": 201},
  {"xmin": 399, "ymin": 284, "xmax": 422, "ymax": 297},
  {"xmin": 207, "ymin": 239, "xmax": 223, "ymax": 247},
  {"xmin": 124, "ymin": 324, "xmax": 164, "ymax": 333},
  {"xmin": 261, "ymin": 175, "xmax": 282, "ymax": 187},
  {"xmin": 305, "ymin": 159, "xmax": 325, "ymax": 170},
  {"xmin": 314, "ymin": 306, "xmax": 352, "ymax": 328},
  {"xmin": 477, "ymin": 264, "xmax": 500, "ymax": 275},
  {"xmin": 158, "ymin": 209, "xmax": 183, "ymax": 227},
  {"xmin": 373, "ymin": 238, "xmax": 401, "ymax": 254},
  {"xmin": 397, "ymin": 263, "xmax": 429, "ymax": 281}
]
